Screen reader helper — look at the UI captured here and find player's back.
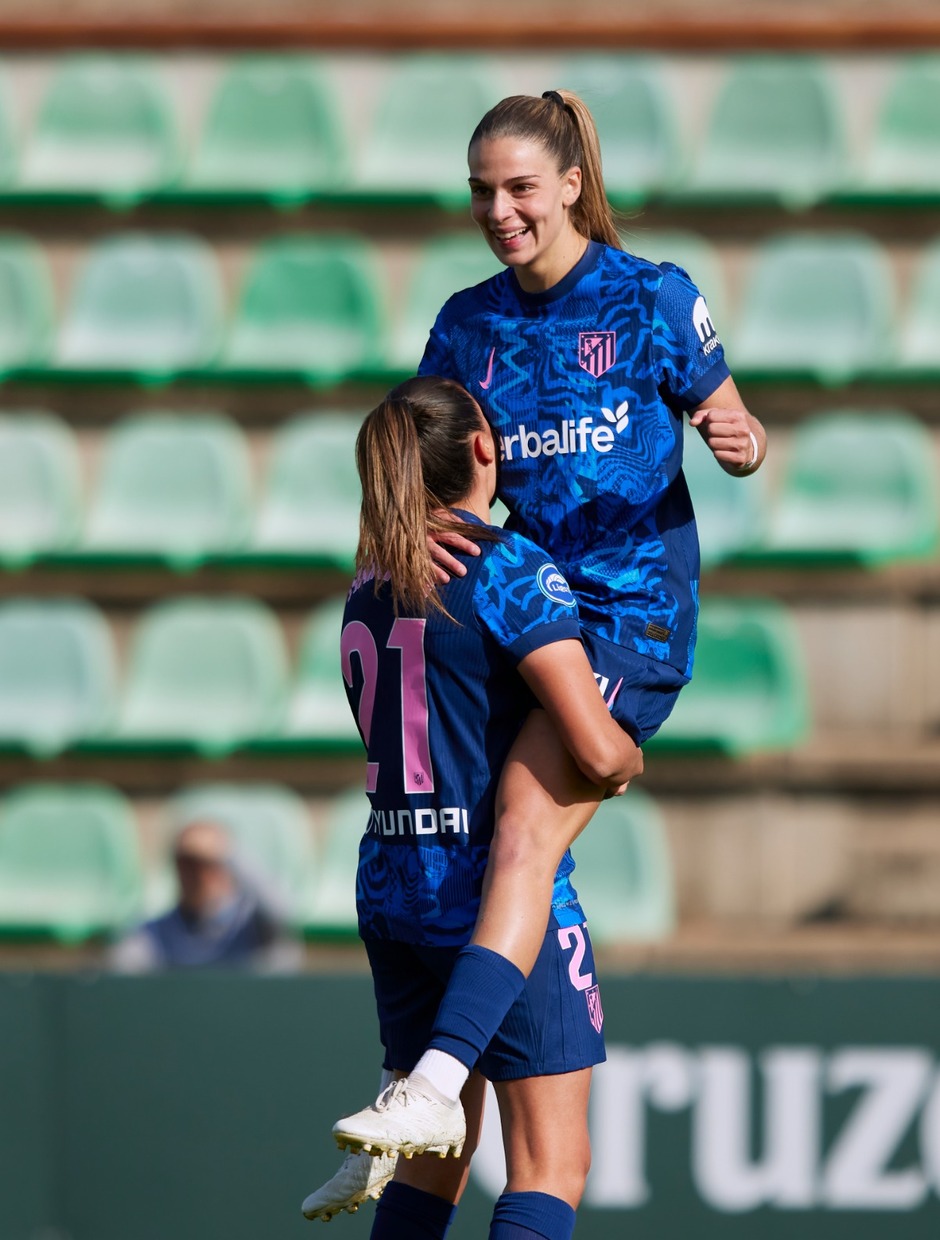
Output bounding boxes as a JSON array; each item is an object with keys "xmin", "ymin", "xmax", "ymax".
[{"xmin": 341, "ymin": 512, "xmax": 583, "ymax": 945}]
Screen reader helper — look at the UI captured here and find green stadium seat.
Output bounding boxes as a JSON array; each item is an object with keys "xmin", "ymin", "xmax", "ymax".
[
  {"xmin": 682, "ymin": 423, "xmax": 767, "ymax": 568},
  {"xmin": 569, "ymin": 789, "xmax": 675, "ymax": 943},
  {"xmin": 0, "ymin": 412, "xmax": 83, "ymax": 567},
  {"xmin": 0, "ymin": 599, "xmax": 117, "ymax": 756},
  {"xmin": 728, "ymin": 232, "xmax": 896, "ymax": 383},
  {"xmin": 897, "ymin": 237, "xmax": 940, "ymax": 372},
  {"xmin": 116, "ymin": 597, "xmax": 288, "ymax": 753},
  {"xmin": 559, "ymin": 56, "xmax": 680, "ymax": 203},
  {"xmin": 251, "ymin": 412, "xmax": 361, "ymax": 563},
  {"xmin": 0, "ymin": 232, "xmax": 55, "ymax": 373},
  {"xmin": 155, "ymin": 783, "xmax": 318, "ymax": 926},
  {"xmin": 622, "ymin": 228, "xmax": 728, "ymax": 330},
  {"xmin": 20, "ymin": 55, "xmax": 181, "ymax": 204},
  {"xmin": 301, "ymin": 786, "xmax": 367, "ymax": 937},
  {"xmin": 0, "ymin": 783, "xmax": 142, "ymax": 943},
  {"xmin": 283, "ymin": 595, "xmax": 360, "ymax": 743},
  {"xmin": 862, "ymin": 56, "xmax": 940, "ymax": 195},
  {"xmin": 187, "ymin": 55, "xmax": 347, "ymax": 200},
  {"xmin": 684, "ymin": 56, "xmax": 848, "ymax": 207},
  {"xmin": 353, "ymin": 56, "xmax": 506, "ymax": 205},
  {"xmin": 649, "ymin": 598, "xmax": 809, "ymax": 756},
  {"xmin": 55, "ymin": 233, "xmax": 224, "ymax": 377},
  {"xmin": 222, "ymin": 235, "xmax": 385, "ymax": 381},
  {"xmin": 745, "ymin": 410, "xmax": 940, "ymax": 567},
  {"xmin": 81, "ymin": 412, "xmax": 253, "ymax": 567},
  {"xmin": 388, "ymin": 235, "xmax": 500, "ymax": 372}
]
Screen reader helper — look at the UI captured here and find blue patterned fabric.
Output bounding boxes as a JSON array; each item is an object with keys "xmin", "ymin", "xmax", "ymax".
[
  {"xmin": 343, "ymin": 514, "xmax": 583, "ymax": 946},
  {"xmin": 419, "ymin": 242, "xmax": 730, "ymax": 678}
]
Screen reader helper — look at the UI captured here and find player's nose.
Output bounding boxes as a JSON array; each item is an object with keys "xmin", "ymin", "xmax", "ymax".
[{"xmin": 487, "ymin": 189, "xmax": 513, "ymax": 222}]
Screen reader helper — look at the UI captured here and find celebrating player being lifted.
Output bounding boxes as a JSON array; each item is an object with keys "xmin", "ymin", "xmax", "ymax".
[{"xmin": 306, "ymin": 88, "xmax": 766, "ymax": 1237}]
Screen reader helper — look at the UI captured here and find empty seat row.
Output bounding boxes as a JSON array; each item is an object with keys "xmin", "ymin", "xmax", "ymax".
[
  {"xmin": 0, "ymin": 594, "xmax": 353, "ymax": 757},
  {"xmin": 0, "ymin": 230, "xmax": 488, "ymax": 380},
  {"xmin": 1, "ymin": 53, "xmax": 939, "ymax": 207},
  {"xmin": 0, "ymin": 779, "xmax": 675, "ymax": 946},
  {"xmin": 0, "ymin": 594, "xmax": 809, "ymax": 760},
  {"xmin": 0, "ymin": 781, "xmax": 363, "ymax": 942},
  {"xmin": 1, "ymin": 228, "xmax": 940, "ymax": 383},
  {"xmin": 0, "ymin": 409, "xmax": 362, "ymax": 569},
  {"xmin": 1, "ymin": 407, "xmax": 935, "ymax": 575},
  {"xmin": 686, "ymin": 410, "xmax": 940, "ymax": 570}
]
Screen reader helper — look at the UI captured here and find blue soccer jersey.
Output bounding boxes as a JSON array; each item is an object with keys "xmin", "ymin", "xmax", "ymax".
[
  {"xmin": 342, "ymin": 514, "xmax": 585, "ymax": 947},
  {"xmin": 419, "ymin": 241, "xmax": 730, "ymax": 678}
]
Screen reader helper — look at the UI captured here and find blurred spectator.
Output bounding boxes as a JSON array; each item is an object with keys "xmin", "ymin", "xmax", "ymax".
[{"xmin": 110, "ymin": 818, "xmax": 303, "ymax": 972}]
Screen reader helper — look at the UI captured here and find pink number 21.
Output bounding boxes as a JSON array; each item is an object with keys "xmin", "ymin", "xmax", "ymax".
[{"xmin": 341, "ymin": 617, "xmax": 434, "ymax": 796}]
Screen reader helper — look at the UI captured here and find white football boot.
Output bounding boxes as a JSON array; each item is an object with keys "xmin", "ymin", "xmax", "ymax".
[
  {"xmin": 332, "ymin": 1076, "xmax": 466, "ymax": 1160},
  {"xmin": 301, "ymin": 1148, "xmax": 397, "ymax": 1221}
]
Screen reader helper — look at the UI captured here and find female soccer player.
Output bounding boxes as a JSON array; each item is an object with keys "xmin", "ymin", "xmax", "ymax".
[
  {"xmin": 316, "ymin": 87, "xmax": 767, "ymax": 1216},
  {"xmin": 314, "ymin": 375, "xmax": 642, "ymax": 1239}
]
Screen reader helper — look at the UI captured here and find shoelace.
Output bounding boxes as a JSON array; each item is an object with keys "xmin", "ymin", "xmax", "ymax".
[{"xmin": 373, "ymin": 1077, "xmax": 423, "ymax": 1112}]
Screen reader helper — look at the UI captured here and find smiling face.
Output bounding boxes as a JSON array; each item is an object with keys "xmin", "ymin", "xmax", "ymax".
[{"xmin": 468, "ymin": 135, "xmax": 585, "ymax": 293}]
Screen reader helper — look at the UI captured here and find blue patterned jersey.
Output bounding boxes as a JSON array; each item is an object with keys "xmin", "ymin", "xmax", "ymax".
[
  {"xmin": 342, "ymin": 513, "xmax": 586, "ymax": 947},
  {"xmin": 419, "ymin": 242, "xmax": 730, "ymax": 677}
]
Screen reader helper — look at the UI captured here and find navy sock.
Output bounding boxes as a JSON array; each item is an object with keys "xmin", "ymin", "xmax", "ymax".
[
  {"xmin": 488, "ymin": 1191, "xmax": 577, "ymax": 1240},
  {"xmin": 370, "ymin": 1181, "xmax": 456, "ymax": 1239},
  {"xmin": 427, "ymin": 944, "xmax": 526, "ymax": 1069}
]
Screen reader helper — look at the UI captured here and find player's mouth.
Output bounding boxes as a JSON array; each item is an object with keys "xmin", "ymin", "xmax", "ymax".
[{"xmin": 493, "ymin": 227, "xmax": 530, "ymax": 248}]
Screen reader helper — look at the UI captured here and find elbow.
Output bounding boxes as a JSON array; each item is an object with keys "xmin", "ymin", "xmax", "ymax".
[{"xmin": 576, "ymin": 736, "xmax": 643, "ymax": 789}]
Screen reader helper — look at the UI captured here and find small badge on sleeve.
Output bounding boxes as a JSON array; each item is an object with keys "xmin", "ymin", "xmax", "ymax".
[
  {"xmin": 537, "ymin": 563, "xmax": 577, "ymax": 607},
  {"xmin": 645, "ymin": 622, "xmax": 672, "ymax": 642}
]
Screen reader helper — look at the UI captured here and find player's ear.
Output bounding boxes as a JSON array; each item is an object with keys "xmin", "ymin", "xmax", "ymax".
[
  {"xmin": 561, "ymin": 165, "xmax": 582, "ymax": 208},
  {"xmin": 472, "ymin": 423, "xmax": 496, "ymax": 467}
]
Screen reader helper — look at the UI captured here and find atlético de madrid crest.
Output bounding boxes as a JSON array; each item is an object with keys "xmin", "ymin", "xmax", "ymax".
[
  {"xmin": 579, "ymin": 331, "xmax": 617, "ymax": 377},
  {"xmin": 586, "ymin": 983, "xmax": 604, "ymax": 1033}
]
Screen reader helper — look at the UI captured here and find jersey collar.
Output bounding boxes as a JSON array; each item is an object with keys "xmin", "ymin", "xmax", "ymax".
[{"xmin": 509, "ymin": 240, "xmax": 603, "ymax": 310}]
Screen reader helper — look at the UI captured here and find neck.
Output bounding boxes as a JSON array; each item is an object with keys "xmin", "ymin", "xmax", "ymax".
[
  {"xmin": 515, "ymin": 229, "xmax": 589, "ymax": 293},
  {"xmin": 458, "ymin": 475, "xmax": 495, "ymax": 524}
]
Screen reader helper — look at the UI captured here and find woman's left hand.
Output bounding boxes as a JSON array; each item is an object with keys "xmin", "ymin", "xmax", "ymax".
[{"xmin": 689, "ymin": 376, "xmax": 765, "ymax": 476}]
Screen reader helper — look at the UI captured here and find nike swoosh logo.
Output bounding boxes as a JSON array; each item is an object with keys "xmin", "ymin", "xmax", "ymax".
[{"xmin": 478, "ymin": 347, "xmax": 496, "ymax": 390}]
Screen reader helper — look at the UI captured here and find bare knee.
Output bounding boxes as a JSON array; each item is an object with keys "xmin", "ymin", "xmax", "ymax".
[
  {"xmin": 489, "ymin": 809, "xmax": 548, "ymax": 872},
  {"xmin": 506, "ymin": 1141, "xmax": 591, "ymax": 1208}
]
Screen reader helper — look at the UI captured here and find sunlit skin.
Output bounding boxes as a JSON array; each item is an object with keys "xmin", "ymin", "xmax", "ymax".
[{"xmin": 468, "ymin": 135, "xmax": 588, "ymax": 293}]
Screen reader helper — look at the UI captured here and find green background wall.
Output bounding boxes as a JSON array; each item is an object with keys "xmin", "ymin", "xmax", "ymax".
[{"xmin": 2, "ymin": 972, "xmax": 939, "ymax": 1239}]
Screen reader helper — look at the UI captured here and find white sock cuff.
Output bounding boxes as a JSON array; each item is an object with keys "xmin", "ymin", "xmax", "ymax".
[{"xmin": 411, "ymin": 1049, "xmax": 470, "ymax": 1104}]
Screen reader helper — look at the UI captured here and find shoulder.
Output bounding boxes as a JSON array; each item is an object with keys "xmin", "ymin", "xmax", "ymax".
[
  {"xmin": 436, "ymin": 268, "xmax": 512, "ymax": 321},
  {"xmin": 600, "ymin": 242, "xmax": 665, "ymax": 285},
  {"xmin": 479, "ymin": 530, "xmax": 577, "ymax": 604}
]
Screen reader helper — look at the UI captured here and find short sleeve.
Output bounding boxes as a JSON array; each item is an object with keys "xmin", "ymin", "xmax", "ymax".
[
  {"xmin": 418, "ymin": 304, "xmax": 457, "ymax": 380},
  {"xmin": 653, "ymin": 264, "xmax": 731, "ymax": 412},
  {"xmin": 473, "ymin": 534, "xmax": 582, "ymax": 665}
]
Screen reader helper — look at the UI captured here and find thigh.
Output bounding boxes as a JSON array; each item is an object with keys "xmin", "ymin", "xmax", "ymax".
[
  {"xmin": 494, "ymin": 708, "xmax": 605, "ymax": 858},
  {"xmin": 494, "ymin": 1068, "xmax": 594, "ymax": 1207}
]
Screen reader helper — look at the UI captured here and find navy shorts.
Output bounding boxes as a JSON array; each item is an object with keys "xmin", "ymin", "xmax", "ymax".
[
  {"xmin": 364, "ymin": 921, "xmax": 606, "ymax": 1082},
  {"xmin": 580, "ymin": 629, "xmax": 689, "ymax": 745}
]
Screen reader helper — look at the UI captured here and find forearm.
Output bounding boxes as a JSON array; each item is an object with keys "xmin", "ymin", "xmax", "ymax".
[{"xmin": 518, "ymin": 640, "xmax": 643, "ymax": 792}]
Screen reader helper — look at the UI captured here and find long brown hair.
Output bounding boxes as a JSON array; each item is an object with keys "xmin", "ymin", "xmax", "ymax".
[
  {"xmin": 469, "ymin": 90, "xmax": 621, "ymax": 250},
  {"xmin": 355, "ymin": 376, "xmax": 497, "ymax": 616}
]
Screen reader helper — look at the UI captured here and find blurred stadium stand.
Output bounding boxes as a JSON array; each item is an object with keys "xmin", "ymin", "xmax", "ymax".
[{"xmin": 0, "ymin": 26, "xmax": 936, "ymax": 977}]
